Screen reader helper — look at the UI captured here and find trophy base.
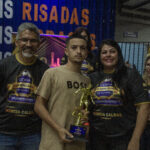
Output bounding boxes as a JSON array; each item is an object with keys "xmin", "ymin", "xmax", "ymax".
[
  {"xmin": 66, "ymin": 135, "xmax": 88, "ymax": 142},
  {"xmin": 67, "ymin": 125, "xmax": 88, "ymax": 142}
]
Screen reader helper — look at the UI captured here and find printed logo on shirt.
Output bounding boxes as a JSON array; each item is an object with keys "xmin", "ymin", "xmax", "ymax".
[
  {"xmin": 67, "ymin": 81, "xmax": 87, "ymax": 89},
  {"xmin": 5, "ymin": 70, "xmax": 37, "ymax": 117},
  {"xmin": 93, "ymin": 112, "xmax": 122, "ymax": 119},
  {"xmin": 92, "ymin": 78, "xmax": 123, "ymax": 106}
]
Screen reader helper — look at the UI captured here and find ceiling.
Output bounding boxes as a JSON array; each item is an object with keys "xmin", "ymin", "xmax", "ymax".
[{"xmin": 117, "ymin": 0, "xmax": 150, "ymax": 24}]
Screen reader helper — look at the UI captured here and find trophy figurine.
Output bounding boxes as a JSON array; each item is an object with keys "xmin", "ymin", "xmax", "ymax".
[{"xmin": 67, "ymin": 84, "xmax": 94, "ymax": 142}]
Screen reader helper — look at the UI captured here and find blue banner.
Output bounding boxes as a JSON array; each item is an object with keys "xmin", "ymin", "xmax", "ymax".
[{"xmin": 0, "ymin": 0, "xmax": 116, "ymax": 59}]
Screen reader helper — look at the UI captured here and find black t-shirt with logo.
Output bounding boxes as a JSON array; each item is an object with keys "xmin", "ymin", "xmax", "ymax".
[
  {"xmin": 89, "ymin": 68, "xmax": 149, "ymax": 137},
  {"xmin": 0, "ymin": 55, "xmax": 49, "ymax": 135}
]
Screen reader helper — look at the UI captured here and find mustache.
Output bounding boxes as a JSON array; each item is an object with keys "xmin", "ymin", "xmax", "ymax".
[
  {"xmin": 75, "ymin": 55, "xmax": 82, "ymax": 57},
  {"xmin": 22, "ymin": 47, "xmax": 36, "ymax": 53},
  {"xmin": 23, "ymin": 46, "xmax": 33, "ymax": 50}
]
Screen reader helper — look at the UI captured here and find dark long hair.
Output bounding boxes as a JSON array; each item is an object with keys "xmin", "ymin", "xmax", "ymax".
[{"xmin": 98, "ymin": 39, "xmax": 127, "ymax": 88}]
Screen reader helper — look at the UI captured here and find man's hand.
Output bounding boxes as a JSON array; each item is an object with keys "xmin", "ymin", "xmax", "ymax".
[{"xmin": 57, "ymin": 127, "xmax": 74, "ymax": 143}]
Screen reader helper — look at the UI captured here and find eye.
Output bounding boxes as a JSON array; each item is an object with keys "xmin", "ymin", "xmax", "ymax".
[
  {"xmin": 19, "ymin": 38, "xmax": 28, "ymax": 42},
  {"xmin": 19, "ymin": 38, "xmax": 38, "ymax": 43},
  {"xmin": 110, "ymin": 49, "xmax": 117, "ymax": 53},
  {"xmin": 101, "ymin": 50, "xmax": 107, "ymax": 54},
  {"xmin": 80, "ymin": 46, "xmax": 86, "ymax": 50},
  {"xmin": 30, "ymin": 39, "xmax": 38, "ymax": 43},
  {"xmin": 71, "ymin": 46, "xmax": 77, "ymax": 50}
]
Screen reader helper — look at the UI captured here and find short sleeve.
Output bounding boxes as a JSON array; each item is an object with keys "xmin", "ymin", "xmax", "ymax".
[
  {"xmin": 36, "ymin": 69, "xmax": 53, "ymax": 101},
  {"xmin": 127, "ymin": 68, "xmax": 149, "ymax": 104}
]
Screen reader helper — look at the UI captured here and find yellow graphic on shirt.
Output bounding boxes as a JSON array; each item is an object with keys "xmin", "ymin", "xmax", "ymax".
[
  {"xmin": 5, "ymin": 70, "xmax": 37, "ymax": 117},
  {"xmin": 92, "ymin": 78, "xmax": 123, "ymax": 106},
  {"xmin": 93, "ymin": 112, "xmax": 122, "ymax": 119}
]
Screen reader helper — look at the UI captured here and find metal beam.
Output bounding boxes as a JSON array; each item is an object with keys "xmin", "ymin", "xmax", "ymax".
[
  {"xmin": 116, "ymin": 13, "xmax": 150, "ymax": 25},
  {"xmin": 129, "ymin": 0, "xmax": 150, "ymax": 10},
  {"xmin": 122, "ymin": 6, "xmax": 150, "ymax": 14}
]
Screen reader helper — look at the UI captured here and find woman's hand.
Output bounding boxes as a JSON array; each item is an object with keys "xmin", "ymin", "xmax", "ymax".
[{"xmin": 127, "ymin": 137, "xmax": 140, "ymax": 150}]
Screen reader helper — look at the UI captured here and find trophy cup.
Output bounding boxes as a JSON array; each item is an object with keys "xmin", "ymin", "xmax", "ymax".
[{"xmin": 67, "ymin": 84, "xmax": 94, "ymax": 142}]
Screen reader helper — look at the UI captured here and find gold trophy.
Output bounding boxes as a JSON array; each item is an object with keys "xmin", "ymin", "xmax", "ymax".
[{"xmin": 67, "ymin": 84, "xmax": 94, "ymax": 142}]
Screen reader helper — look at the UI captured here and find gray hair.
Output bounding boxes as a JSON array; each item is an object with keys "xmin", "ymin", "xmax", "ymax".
[{"xmin": 16, "ymin": 22, "xmax": 40, "ymax": 41}]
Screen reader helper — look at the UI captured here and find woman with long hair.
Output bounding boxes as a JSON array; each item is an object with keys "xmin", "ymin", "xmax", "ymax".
[{"xmin": 89, "ymin": 39, "xmax": 150, "ymax": 150}]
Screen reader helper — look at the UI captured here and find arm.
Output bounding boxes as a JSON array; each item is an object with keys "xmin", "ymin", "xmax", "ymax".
[
  {"xmin": 127, "ymin": 103, "xmax": 150, "ymax": 150},
  {"xmin": 34, "ymin": 95, "xmax": 73, "ymax": 143}
]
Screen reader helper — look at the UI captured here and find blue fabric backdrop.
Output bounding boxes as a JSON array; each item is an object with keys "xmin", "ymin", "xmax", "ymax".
[{"xmin": 0, "ymin": 0, "xmax": 116, "ymax": 59}]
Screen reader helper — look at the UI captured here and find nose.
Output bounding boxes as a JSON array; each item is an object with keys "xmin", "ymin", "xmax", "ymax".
[
  {"xmin": 76, "ymin": 47, "xmax": 81, "ymax": 53},
  {"xmin": 106, "ymin": 51, "xmax": 111, "ymax": 56},
  {"xmin": 26, "ymin": 40, "xmax": 32, "ymax": 46}
]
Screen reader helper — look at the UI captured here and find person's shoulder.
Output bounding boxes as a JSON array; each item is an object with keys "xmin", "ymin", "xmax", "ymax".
[
  {"xmin": 87, "ymin": 71, "xmax": 101, "ymax": 87},
  {"xmin": 81, "ymin": 73, "xmax": 91, "ymax": 81},
  {"xmin": 0, "ymin": 55, "xmax": 15, "ymax": 64},
  {"xmin": 126, "ymin": 66, "xmax": 140, "ymax": 76},
  {"xmin": 125, "ymin": 66, "xmax": 143, "ymax": 83},
  {"xmin": 44, "ymin": 66, "xmax": 62, "ymax": 74},
  {"xmin": 36, "ymin": 58, "xmax": 49, "ymax": 67},
  {"xmin": 88, "ymin": 71, "xmax": 100, "ymax": 79},
  {"xmin": 35, "ymin": 58, "xmax": 49, "ymax": 73},
  {"xmin": 1, "ymin": 55, "xmax": 14, "ymax": 61}
]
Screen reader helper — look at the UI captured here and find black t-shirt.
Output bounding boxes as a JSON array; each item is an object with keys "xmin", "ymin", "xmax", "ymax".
[
  {"xmin": 143, "ymin": 82, "xmax": 150, "ymax": 97},
  {"xmin": 0, "ymin": 55, "xmax": 49, "ymax": 135},
  {"xmin": 143, "ymin": 82, "xmax": 150, "ymax": 125},
  {"xmin": 89, "ymin": 68, "xmax": 149, "ymax": 137}
]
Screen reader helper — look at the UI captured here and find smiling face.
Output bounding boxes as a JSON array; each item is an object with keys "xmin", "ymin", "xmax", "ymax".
[
  {"xmin": 65, "ymin": 38, "xmax": 88, "ymax": 65},
  {"xmin": 100, "ymin": 44, "xmax": 118, "ymax": 71},
  {"xmin": 15, "ymin": 29, "xmax": 39, "ymax": 59}
]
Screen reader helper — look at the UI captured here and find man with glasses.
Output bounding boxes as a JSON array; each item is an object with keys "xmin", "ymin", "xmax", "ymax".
[{"xmin": 0, "ymin": 22, "xmax": 49, "ymax": 150}]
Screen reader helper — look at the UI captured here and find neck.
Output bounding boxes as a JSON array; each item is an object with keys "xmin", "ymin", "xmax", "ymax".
[
  {"xmin": 17, "ymin": 52, "xmax": 36, "ymax": 65},
  {"xmin": 65, "ymin": 62, "xmax": 81, "ymax": 73},
  {"xmin": 103, "ymin": 68, "xmax": 115, "ymax": 74}
]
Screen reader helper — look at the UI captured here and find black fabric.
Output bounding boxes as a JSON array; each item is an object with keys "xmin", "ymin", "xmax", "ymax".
[
  {"xmin": 140, "ymin": 83, "xmax": 150, "ymax": 150},
  {"xmin": 0, "ymin": 55, "xmax": 49, "ymax": 135},
  {"xmin": 140, "ymin": 124, "xmax": 150, "ymax": 150},
  {"xmin": 89, "ymin": 127, "xmax": 132, "ymax": 150},
  {"xmin": 88, "ymin": 68, "xmax": 149, "ymax": 138}
]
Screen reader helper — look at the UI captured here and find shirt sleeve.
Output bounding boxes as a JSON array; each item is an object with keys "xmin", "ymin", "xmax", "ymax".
[
  {"xmin": 127, "ymin": 68, "xmax": 149, "ymax": 104},
  {"xmin": 36, "ymin": 69, "xmax": 53, "ymax": 101}
]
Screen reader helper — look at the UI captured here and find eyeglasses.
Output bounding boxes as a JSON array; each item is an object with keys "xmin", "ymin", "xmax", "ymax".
[{"xmin": 18, "ymin": 38, "xmax": 39, "ymax": 43}]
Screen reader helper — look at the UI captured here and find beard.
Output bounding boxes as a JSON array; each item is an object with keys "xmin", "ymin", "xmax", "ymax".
[
  {"xmin": 22, "ymin": 50, "xmax": 34, "ymax": 58},
  {"xmin": 21, "ymin": 47, "xmax": 35, "ymax": 58}
]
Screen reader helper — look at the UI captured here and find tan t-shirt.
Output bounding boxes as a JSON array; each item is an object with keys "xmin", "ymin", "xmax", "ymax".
[{"xmin": 36, "ymin": 65, "xmax": 90, "ymax": 150}]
